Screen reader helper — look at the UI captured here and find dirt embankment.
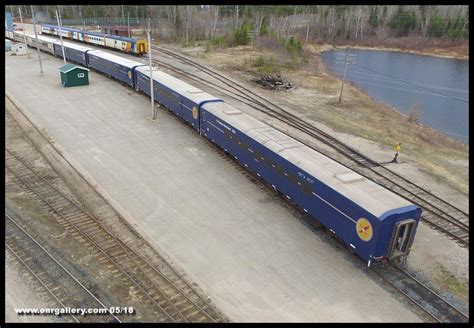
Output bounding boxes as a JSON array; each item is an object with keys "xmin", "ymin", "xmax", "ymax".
[
  {"xmin": 320, "ymin": 39, "xmax": 469, "ymax": 60},
  {"xmin": 172, "ymin": 42, "xmax": 468, "ymax": 209}
]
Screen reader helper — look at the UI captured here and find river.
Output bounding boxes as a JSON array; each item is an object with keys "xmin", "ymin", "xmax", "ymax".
[{"xmin": 321, "ymin": 49, "xmax": 469, "ymax": 144}]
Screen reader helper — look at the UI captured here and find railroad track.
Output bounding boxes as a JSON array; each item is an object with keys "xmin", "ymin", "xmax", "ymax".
[
  {"xmin": 152, "ymin": 45, "xmax": 469, "ymax": 247},
  {"xmin": 5, "ymin": 212, "xmax": 121, "ymax": 323},
  {"xmin": 372, "ymin": 264, "xmax": 469, "ymax": 323},
  {"xmin": 5, "ymin": 146, "xmax": 226, "ymax": 323}
]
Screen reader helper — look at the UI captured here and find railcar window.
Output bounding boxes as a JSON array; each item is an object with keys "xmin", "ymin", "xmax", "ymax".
[
  {"xmin": 301, "ymin": 181, "xmax": 313, "ymax": 194},
  {"xmin": 264, "ymin": 157, "xmax": 273, "ymax": 168},
  {"xmin": 254, "ymin": 150, "xmax": 262, "ymax": 161},
  {"xmin": 275, "ymin": 164, "xmax": 285, "ymax": 176},
  {"xmin": 287, "ymin": 172, "xmax": 297, "ymax": 185}
]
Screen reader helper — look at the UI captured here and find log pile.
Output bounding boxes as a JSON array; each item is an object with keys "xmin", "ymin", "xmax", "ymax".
[{"xmin": 252, "ymin": 73, "xmax": 293, "ymax": 91}]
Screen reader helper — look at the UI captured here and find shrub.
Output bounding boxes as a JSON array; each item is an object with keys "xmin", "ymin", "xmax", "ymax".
[
  {"xmin": 210, "ymin": 35, "xmax": 227, "ymax": 46},
  {"xmin": 233, "ymin": 21, "xmax": 251, "ymax": 46},
  {"xmin": 408, "ymin": 102, "xmax": 421, "ymax": 123},
  {"xmin": 253, "ymin": 56, "xmax": 278, "ymax": 74},
  {"xmin": 285, "ymin": 35, "xmax": 302, "ymax": 57}
]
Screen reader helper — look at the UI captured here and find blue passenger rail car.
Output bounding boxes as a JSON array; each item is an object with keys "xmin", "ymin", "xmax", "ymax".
[
  {"xmin": 201, "ymin": 102, "xmax": 421, "ymax": 266},
  {"xmin": 135, "ymin": 66, "xmax": 222, "ymax": 130},
  {"xmin": 53, "ymin": 42, "xmax": 92, "ymax": 66},
  {"xmin": 87, "ymin": 50, "xmax": 145, "ymax": 87}
]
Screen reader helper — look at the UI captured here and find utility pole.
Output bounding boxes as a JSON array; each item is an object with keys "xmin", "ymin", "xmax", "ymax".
[
  {"xmin": 147, "ymin": 20, "xmax": 156, "ymax": 120},
  {"xmin": 305, "ymin": 8, "xmax": 312, "ymax": 45},
  {"xmin": 30, "ymin": 5, "xmax": 43, "ymax": 74},
  {"xmin": 127, "ymin": 11, "xmax": 130, "ymax": 38},
  {"xmin": 56, "ymin": 8, "xmax": 66, "ymax": 65},
  {"xmin": 337, "ymin": 50, "xmax": 357, "ymax": 103},
  {"xmin": 235, "ymin": 5, "xmax": 239, "ymax": 28},
  {"xmin": 18, "ymin": 7, "xmax": 30, "ymax": 58},
  {"xmin": 185, "ymin": 6, "xmax": 189, "ymax": 44}
]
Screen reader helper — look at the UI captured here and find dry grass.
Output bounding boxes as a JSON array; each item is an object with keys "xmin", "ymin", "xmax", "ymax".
[
  {"xmin": 319, "ymin": 36, "xmax": 469, "ymax": 60},
  {"xmin": 435, "ymin": 263, "xmax": 469, "ymax": 302}
]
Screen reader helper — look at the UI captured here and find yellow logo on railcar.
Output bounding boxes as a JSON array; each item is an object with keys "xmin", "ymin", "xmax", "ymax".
[
  {"xmin": 128, "ymin": 70, "xmax": 132, "ymax": 80},
  {"xmin": 356, "ymin": 218, "xmax": 373, "ymax": 242},
  {"xmin": 192, "ymin": 107, "xmax": 198, "ymax": 119}
]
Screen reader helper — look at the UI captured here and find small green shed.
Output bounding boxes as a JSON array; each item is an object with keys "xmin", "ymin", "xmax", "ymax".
[{"xmin": 58, "ymin": 63, "xmax": 90, "ymax": 88}]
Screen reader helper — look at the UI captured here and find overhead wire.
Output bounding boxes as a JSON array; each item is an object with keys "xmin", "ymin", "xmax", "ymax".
[
  {"xmin": 323, "ymin": 64, "xmax": 469, "ymax": 94},
  {"xmin": 351, "ymin": 62, "xmax": 469, "ymax": 103}
]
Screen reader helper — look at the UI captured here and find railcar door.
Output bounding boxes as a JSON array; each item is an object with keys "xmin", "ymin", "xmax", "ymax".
[{"xmin": 387, "ymin": 219, "xmax": 417, "ymax": 260}]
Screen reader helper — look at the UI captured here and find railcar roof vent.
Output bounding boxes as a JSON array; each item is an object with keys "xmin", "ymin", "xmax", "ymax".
[
  {"xmin": 335, "ymin": 172, "xmax": 365, "ymax": 183},
  {"xmin": 223, "ymin": 109, "xmax": 242, "ymax": 115}
]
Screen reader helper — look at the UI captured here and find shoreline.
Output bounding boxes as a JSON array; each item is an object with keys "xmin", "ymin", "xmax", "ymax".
[
  {"xmin": 319, "ymin": 64, "xmax": 469, "ymax": 148},
  {"xmin": 309, "ymin": 43, "xmax": 469, "ymax": 61}
]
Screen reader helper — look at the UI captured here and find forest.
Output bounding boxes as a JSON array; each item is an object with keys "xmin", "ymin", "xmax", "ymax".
[{"xmin": 8, "ymin": 5, "xmax": 469, "ymax": 49}]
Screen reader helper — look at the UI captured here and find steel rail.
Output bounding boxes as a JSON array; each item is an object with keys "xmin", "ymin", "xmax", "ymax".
[
  {"xmin": 6, "ymin": 147, "xmax": 223, "ymax": 323},
  {"xmin": 5, "ymin": 213, "xmax": 121, "ymax": 323}
]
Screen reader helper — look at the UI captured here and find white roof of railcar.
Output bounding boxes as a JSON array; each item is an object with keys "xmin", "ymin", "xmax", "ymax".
[
  {"xmin": 203, "ymin": 102, "xmax": 413, "ymax": 218},
  {"xmin": 23, "ymin": 33, "xmax": 59, "ymax": 44},
  {"xmin": 60, "ymin": 41, "xmax": 93, "ymax": 52},
  {"xmin": 136, "ymin": 66, "xmax": 221, "ymax": 104},
  {"xmin": 87, "ymin": 50, "xmax": 144, "ymax": 68}
]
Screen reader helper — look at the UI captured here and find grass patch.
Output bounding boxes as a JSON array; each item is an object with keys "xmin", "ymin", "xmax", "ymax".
[
  {"xmin": 435, "ymin": 264, "xmax": 468, "ymax": 301},
  {"xmin": 181, "ymin": 40, "xmax": 197, "ymax": 48},
  {"xmin": 253, "ymin": 56, "xmax": 278, "ymax": 74}
]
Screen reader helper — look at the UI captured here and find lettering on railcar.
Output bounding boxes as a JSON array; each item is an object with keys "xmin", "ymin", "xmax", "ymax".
[
  {"xmin": 216, "ymin": 119, "xmax": 234, "ymax": 133},
  {"xmin": 297, "ymin": 171, "xmax": 315, "ymax": 184}
]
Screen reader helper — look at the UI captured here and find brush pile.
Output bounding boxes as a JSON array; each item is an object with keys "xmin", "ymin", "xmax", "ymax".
[{"xmin": 252, "ymin": 73, "xmax": 293, "ymax": 90}]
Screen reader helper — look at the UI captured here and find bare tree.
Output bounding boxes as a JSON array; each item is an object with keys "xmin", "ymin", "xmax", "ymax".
[{"xmin": 210, "ymin": 6, "xmax": 219, "ymax": 38}]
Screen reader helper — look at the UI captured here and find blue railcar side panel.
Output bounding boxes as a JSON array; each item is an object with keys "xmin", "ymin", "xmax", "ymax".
[
  {"xmin": 53, "ymin": 43, "xmax": 88, "ymax": 66},
  {"xmin": 88, "ymin": 53, "xmax": 137, "ymax": 87},
  {"xmin": 200, "ymin": 107, "xmax": 385, "ymax": 263},
  {"xmin": 136, "ymin": 71, "xmax": 182, "ymax": 114},
  {"xmin": 135, "ymin": 71, "xmax": 222, "ymax": 130},
  {"xmin": 53, "ymin": 43, "xmax": 61, "ymax": 57}
]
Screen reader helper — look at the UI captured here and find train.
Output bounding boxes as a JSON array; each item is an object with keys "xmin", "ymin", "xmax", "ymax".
[
  {"xmin": 40, "ymin": 23, "xmax": 147, "ymax": 55},
  {"xmin": 5, "ymin": 30, "xmax": 422, "ymax": 266}
]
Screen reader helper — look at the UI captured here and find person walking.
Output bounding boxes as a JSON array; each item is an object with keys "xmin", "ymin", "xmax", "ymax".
[{"xmin": 393, "ymin": 142, "xmax": 401, "ymax": 163}]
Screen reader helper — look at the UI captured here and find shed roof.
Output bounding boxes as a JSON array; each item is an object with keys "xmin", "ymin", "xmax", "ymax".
[{"xmin": 58, "ymin": 63, "xmax": 90, "ymax": 73}]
